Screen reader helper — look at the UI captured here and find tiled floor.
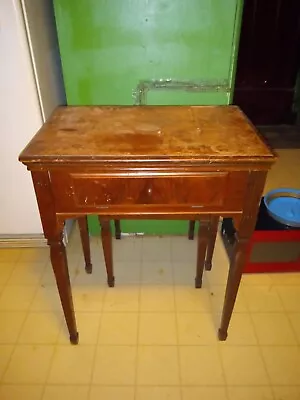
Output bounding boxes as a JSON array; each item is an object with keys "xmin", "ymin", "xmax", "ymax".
[{"xmin": 0, "ymin": 149, "xmax": 300, "ymax": 400}]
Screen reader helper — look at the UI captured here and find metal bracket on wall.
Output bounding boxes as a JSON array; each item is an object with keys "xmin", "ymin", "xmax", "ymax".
[{"xmin": 133, "ymin": 78, "xmax": 231, "ymax": 105}]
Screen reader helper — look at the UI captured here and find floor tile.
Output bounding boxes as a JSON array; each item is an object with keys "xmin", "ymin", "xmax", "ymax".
[
  {"xmin": 136, "ymin": 386, "xmax": 181, "ymax": 400},
  {"xmin": 103, "ymin": 286, "xmax": 139, "ymax": 312},
  {"xmin": 98, "ymin": 313, "xmax": 138, "ymax": 345},
  {"xmin": 73, "ymin": 286, "xmax": 106, "ymax": 312},
  {"xmin": 220, "ymin": 346, "xmax": 268, "ymax": 385},
  {"xmin": 251, "ymin": 313, "xmax": 297, "ymax": 345},
  {"xmin": 7, "ymin": 262, "xmax": 46, "ymax": 286},
  {"xmin": 272, "ymin": 386, "xmax": 300, "ymax": 400},
  {"xmin": 182, "ymin": 387, "xmax": 228, "ymax": 400},
  {"xmin": 242, "ymin": 285, "xmax": 283, "ymax": 312},
  {"xmin": 114, "ymin": 261, "xmax": 141, "ymax": 285},
  {"xmin": 93, "ymin": 345, "xmax": 136, "ymax": 385},
  {"xmin": 241, "ymin": 273, "xmax": 273, "ymax": 286},
  {"xmin": 139, "ymin": 313, "xmax": 177, "ymax": 345},
  {"xmin": 261, "ymin": 346, "xmax": 300, "ymax": 385},
  {"xmin": 0, "ymin": 311, "xmax": 27, "ymax": 343},
  {"xmin": 59, "ymin": 312, "xmax": 101, "ymax": 345},
  {"xmin": 0, "ymin": 385, "xmax": 44, "ymax": 400},
  {"xmin": 276, "ymin": 286, "xmax": 300, "ymax": 312},
  {"xmin": 30, "ymin": 285, "xmax": 61, "ymax": 312},
  {"xmin": 3, "ymin": 345, "xmax": 54, "ymax": 384},
  {"xmin": 43, "ymin": 385, "xmax": 89, "ymax": 400},
  {"xmin": 18, "ymin": 248, "xmax": 49, "ymax": 263},
  {"xmin": 227, "ymin": 386, "xmax": 274, "ymax": 400},
  {"xmin": 0, "ymin": 285, "xmax": 37, "ymax": 311},
  {"xmin": 171, "ymin": 235, "xmax": 197, "ymax": 263},
  {"xmin": 179, "ymin": 346, "xmax": 224, "ymax": 385},
  {"xmin": 172, "ymin": 261, "xmax": 199, "ymax": 286},
  {"xmin": 0, "ymin": 262, "xmax": 17, "ymax": 285},
  {"xmin": 141, "ymin": 261, "xmax": 173, "ymax": 285},
  {"xmin": 140, "ymin": 286, "xmax": 175, "ymax": 312},
  {"xmin": 288, "ymin": 313, "xmax": 300, "ymax": 344},
  {"xmin": 177, "ymin": 313, "xmax": 217, "ymax": 345},
  {"xmin": 0, "ymin": 249, "xmax": 21, "ymax": 263},
  {"xmin": 19, "ymin": 312, "xmax": 61, "ymax": 344},
  {"xmin": 210, "ymin": 285, "xmax": 248, "ymax": 313},
  {"xmin": 90, "ymin": 386, "xmax": 135, "ymax": 400},
  {"xmin": 137, "ymin": 346, "xmax": 180, "ymax": 385},
  {"xmin": 215, "ymin": 313, "xmax": 257, "ymax": 345},
  {"xmin": 114, "ymin": 237, "xmax": 143, "ymax": 262},
  {"xmin": 269, "ymin": 273, "xmax": 300, "ymax": 286},
  {"xmin": 142, "ymin": 237, "xmax": 171, "ymax": 262},
  {"xmin": 0, "ymin": 345, "xmax": 14, "ymax": 380},
  {"xmin": 175, "ymin": 287, "xmax": 211, "ymax": 312},
  {"xmin": 48, "ymin": 345, "xmax": 95, "ymax": 384}
]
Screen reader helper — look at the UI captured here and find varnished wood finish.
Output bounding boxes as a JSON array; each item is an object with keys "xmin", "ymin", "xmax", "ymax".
[
  {"xmin": 205, "ymin": 216, "xmax": 220, "ymax": 271},
  {"xmin": 78, "ymin": 216, "xmax": 92, "ymax": 273},
  {"xmin": 19, "ymin": 106, "xmax": 276, "ymax": 343},
  {"xmin": 114, "ymin": 220, "xmax": 121, "ymax": 240}
]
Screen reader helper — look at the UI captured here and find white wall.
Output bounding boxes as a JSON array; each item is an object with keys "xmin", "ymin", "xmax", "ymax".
[{"xmin": 0, "ymin": 0, "xmax": 65, "ymax": 236}]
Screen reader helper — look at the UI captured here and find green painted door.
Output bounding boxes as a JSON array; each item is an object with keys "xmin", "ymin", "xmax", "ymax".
[{"xmin": 54, "ymin": 0, "xmax": 243, "ymax": 235}]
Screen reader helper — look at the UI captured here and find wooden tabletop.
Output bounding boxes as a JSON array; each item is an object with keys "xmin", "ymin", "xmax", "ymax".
[{"xmin": 19, "ymin": 105, "xmax": 275, "ymax": 164}]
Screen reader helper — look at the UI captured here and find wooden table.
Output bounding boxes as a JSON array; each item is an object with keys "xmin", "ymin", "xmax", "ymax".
[{"xmin": 19, "ymin": 105, "xmax": 276, "ymax": 344}]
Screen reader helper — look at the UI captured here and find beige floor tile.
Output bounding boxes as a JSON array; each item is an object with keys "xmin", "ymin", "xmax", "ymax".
[
  {"xmin": 269, "ymin": 273, "xmax": 300, "ymax": 286},
  {"xmin": 220, "ymin": 347, "xmax": 268, "ymax": 385},
  {"xmin": 3, "ymin": 345, "xmax": 54, "ymax": 384},
  {"xmin": 73, "ymin": 286, "xmax": 106, "ymax": 312},
  {"xmin": 7, "ymin": 262, "xmax": 46, "ymax": 286},
  {"xmin": 242, "ymin": 285, "xmax": 283, "ymax": 312},
  {"xmin": 276, "ymin": 286, "xmax": 300, "ymax": 312},
  {"xmin": 42, "ymin": 385, "xmax": 89, "ymax": 400},
  {"xmin": 252, "ymin": 313, "xmax": 297, "ymax": 345},
  {"xmin": 0, "ymin": 311, "xmax": 27, "ymax": 343},
  {"xmin": 114, "ymin": 237, "xmax": 143, "ymax": 262},
  {"xmin": 175, "ymin": 287, "xmax": 212, "ymax": 313},
  {"xmin": 72, "ymin": 264, "xmax": 107, "ymax": 287},
  {"xmin": 98, "ymin": 313, "xmax": 138, "ymax": 345},
  {"xmin": 114, "ymin": 261, "xmax": 141, "ymax": 285},
  {"xmin": 0, "ymin": 249, "xmax": 21, "ymax": 263},
  {"xmin": 19, "ymin": 248, "xmax": 49, "ymax": 263},
  {"xmin": 93, "ymin": 345, "xmax": 136, "ymax": 385},
  {"xmin": 141, "ymin": 261, "xmax": 173, "ymax": 285},
  {"xmin": 48, "ymin": 345, "xmax": 95, "ymax": 384},
  {"xmin": 216, "ymin": 313, "xmax": 257, "ymax": 346},
  {"xmin": 210, "ymin": 285, "xmax": 248, "ymax": 313},
  {"xmin": 0, "ymin": 345, "xmax": 14, "ymax": 380},
  {"xmin": 0, "ymin": 262, "xmax": 17, "ymax": 285},
  {"xmin": 171, "ymin": 236, "xmax": 197, "ymax": 263},
  {"xmin": 172, "ymin": 261, "xmax": 200, "ymax": 286},
  {"xmin": 261, "ymin": 346, "xmax": 300, "ymax": 385},
  {"xmin": 103, "ymin": 286, "xmax": 139, "ymax": 312},
  {"xmin": 19, "ymin": 312, "xmax": 61, "ymax": 344},
  {"xmin": 136, "ymin": 386, "xmax": 181, "ymax": 400},
  {"xmin": 206, "ymin": 257, "xmax": 230, "ymax": 286},
  {"xmin": 177, "ymin": 313, "xmax": 217, "ymax": 345},
  {"xmin": 30, "ymin": 285, "xmax": 61, "ymax": 312},
  {"xmin": 182, "ymin": 387, "xmax": 228, "ymax": 400},
  {"xmin": 227, "ymin": 386, "xmax": 274, "ymax": 400},
  {"xmin": 241, "ymin": 273, "xmax": 273, "ymax": 286},
  {"xmin": 59, "ymin": 312, "xmax": 101, "ymax": 345},
  {"xmin": 90, "ymin": 386, "xmax": 135, "ymax": 400},
  {"xmin": 139, "ymin": 313, "xmax": 177, "ymax": 345},
  {"xmin": 137, "ymin": 346, "xmax": 180, "ymax": 385},
  {"xmin": 140, "ymin": 286, "xmax": 175, "ymax": 312},
  {"xmin": 288, "ymin": 313, "xmax": 300, "ymax": 344},
  {"xmin": 272, "ymin": 386, "xmax": 300, "ymax": 400},
  {"xmin": 0, "ymin": 385, "xmax": 44, "ymax": 400},
  {"xmin": 142, "ymin": 237, "xmax": 171, "ymax": 262},
  {"xmin": 0, "ymin": 285, "xmax": 37, "ymax": 311},
  {"xmin": 179, "ymin": 346, "xmax": 224, "ymax": 385}
]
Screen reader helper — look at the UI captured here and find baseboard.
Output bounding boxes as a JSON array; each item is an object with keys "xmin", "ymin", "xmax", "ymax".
[{"xmin": 0, "ymin": 219, "xmax": 75, "ymax": 248}]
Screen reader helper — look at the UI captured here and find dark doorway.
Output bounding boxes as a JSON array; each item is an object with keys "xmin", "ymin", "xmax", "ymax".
[{"xmin": 233, "ymin": 0, "xmax": 300, "ymax": 125}]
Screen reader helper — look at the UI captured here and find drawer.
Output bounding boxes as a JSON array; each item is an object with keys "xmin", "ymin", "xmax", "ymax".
[{"xmin": 50, "ymin": 171, "xmax": 248, "ymax": 212}]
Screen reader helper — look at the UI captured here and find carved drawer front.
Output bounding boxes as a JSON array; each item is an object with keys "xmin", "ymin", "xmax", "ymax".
[{"xmin": 50, "ymin": 171, "xmax": 248, "ymax": 212}]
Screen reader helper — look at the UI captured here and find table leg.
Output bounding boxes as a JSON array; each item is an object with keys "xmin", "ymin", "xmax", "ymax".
[
  {"xmin": 49, "ymin": 235, "xmax": 79, "ymax": 344},
  {"xmin": 195, "ymin": 218, "xmax": 210, "ymax": 288},
  {"xmin": 114, "ymin": 219, "xmax": 121, "ymax": 240},
  {"xmin": 99, "ymin": 218, "xmax": 115, "ymax": 287},
  {"xmin": 78, "ymin": 216, "xmax": 93, "ymax": 274},
  {"xmin": 188, "ymin": 220, "xmax": 196, "ymax": 240},
  {"xmin": 204, "ymin": 216, "xmax": 219, "ymax": 271}
]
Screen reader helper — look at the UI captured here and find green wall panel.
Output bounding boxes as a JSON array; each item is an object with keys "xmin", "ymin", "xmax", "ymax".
[{"xmin": 54, "ymin": 0, "xmax": 243, "ymax": 235}]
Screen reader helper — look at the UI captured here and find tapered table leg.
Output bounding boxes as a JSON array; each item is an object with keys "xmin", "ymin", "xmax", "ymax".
[
  {"xmin": 78, "ymin": 216, "xmax": 93, "ymax": 274},
  {"xmin": 99, "ymin": 218, "xmax": 115, "ymax": 287},
  {"xmin": 205, "ymin": 216, "xmax": 219, "ymax": 271},
  {"xmin": 195, "ymin": 218, "xmax": 210, "ymax": 288},
  {"xmin": 114, "ymin": 219, "xmax": 121, "ymax": 240}
]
